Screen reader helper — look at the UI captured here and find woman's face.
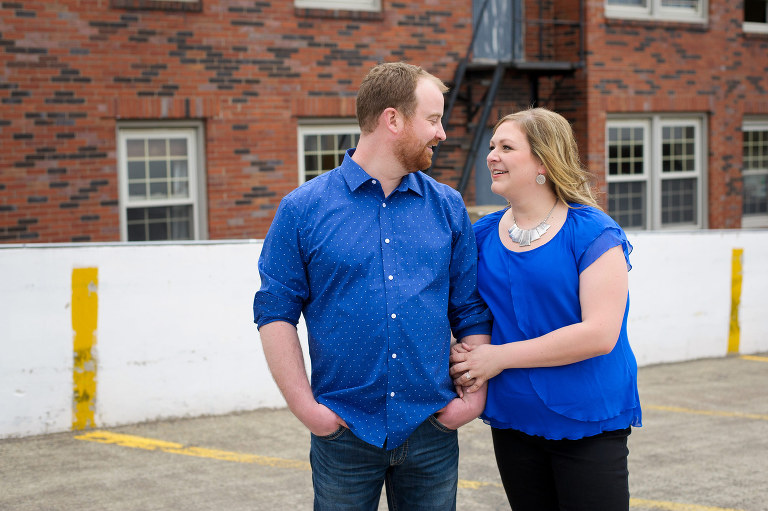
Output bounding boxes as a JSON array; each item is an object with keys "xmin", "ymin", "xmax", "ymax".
[{"xmin": 486, "ymin": 121, "xmax": 543, "ymax": 199}]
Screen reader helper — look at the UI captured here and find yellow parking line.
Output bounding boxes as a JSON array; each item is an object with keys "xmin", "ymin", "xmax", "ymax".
[
  {"xmin": 75, "ymin": 430, "xmax": 744, "ymax": 510},
  {"xmin": 646, "ymin": 404, "xmax": 768, "ymax": 421},
  {"xmin": 740, "ymin": 355, "xmax": 768, "ymax": 363},
  {"xmin": 75, "ymin": 430, "xmax": 310, "ymax": 470},
  {"xmin": 629, "ymin": 498, "xmax": 744, "ymax": 511}
]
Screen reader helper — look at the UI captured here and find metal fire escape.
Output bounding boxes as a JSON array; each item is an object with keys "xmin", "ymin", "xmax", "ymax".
[{"xmin": 429, "ymin": 0, "xmax": 585, "ymax": 197}]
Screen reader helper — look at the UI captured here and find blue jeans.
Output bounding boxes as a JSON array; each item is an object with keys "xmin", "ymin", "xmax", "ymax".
[{"xmin": 310, "ymin": 415, "xmax": 458, "ymax": 511}]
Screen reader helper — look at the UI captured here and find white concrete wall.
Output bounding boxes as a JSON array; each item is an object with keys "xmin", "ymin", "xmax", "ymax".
[{"xmin": 1, "ymin": 231, "xmax": 766, "ymax": 439}]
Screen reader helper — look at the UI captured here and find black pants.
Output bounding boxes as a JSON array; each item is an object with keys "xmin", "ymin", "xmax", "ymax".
[{"xmin": 491, "ymin": 427, "xmax": 631, "ymax": 511}]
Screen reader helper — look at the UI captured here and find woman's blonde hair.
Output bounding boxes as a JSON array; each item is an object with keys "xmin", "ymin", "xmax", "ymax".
[{"xmin": 493, "ymin": 107, "xmax": 600, "ymax": 209}]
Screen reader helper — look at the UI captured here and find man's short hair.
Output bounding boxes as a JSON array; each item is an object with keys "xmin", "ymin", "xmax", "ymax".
[{"xmin": 356, "ymin": 62, "xmax": 448, "ymax": 134}]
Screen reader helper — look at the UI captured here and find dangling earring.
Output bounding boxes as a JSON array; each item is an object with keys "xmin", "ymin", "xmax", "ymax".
[{"xmin": 536, "ymin": 174, "xmax": 546, "ymax": 185}]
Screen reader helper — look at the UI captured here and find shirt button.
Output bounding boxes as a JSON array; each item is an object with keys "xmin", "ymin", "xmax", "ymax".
[
  {"xmin": 382, "ymin": 203, "xmax": 387, "ymax": 207},
  {"xmin": 388, "ymin": 275, "xmax": 393, "ymax": 280},
  {"xmin": 391, "ymin": 313, "xmax": 396, "ymax": 319},
  {"xmin": 392, "ymin": 353, "xmax": 397, "ymax": 359},
  {"xmin": 384, "ymin": 238, "xmax": 390, "ymax": 244},
  {"xmin": 372, "ymin": 179, "xmax": 377, "ymax": 184},
  {"xmin": 390, "ymin": 392, "xmax": 395, "ymax": 397}
]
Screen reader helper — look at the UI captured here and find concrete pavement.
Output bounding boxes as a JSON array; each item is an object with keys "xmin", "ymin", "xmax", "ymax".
[{"xmin": 2, "ymin": 353, "xmax": 767, "ymax": 511}]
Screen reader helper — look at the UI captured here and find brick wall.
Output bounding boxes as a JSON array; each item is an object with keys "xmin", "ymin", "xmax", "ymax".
[
  {"xmin": 583, "ymin": 0, "xmax": 768, "ymax": 228},
  {"xmin": 4, "ymin": 1, "xmax": 767, "ymax": 242},
  {"xmin": 0, "ymin": 0, "xmax": 473, "ymax": 242}
]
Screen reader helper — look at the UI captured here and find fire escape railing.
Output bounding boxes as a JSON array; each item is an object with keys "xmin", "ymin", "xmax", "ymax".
[{"xmin": 428, "ymin": 0, "xmax": 584, "ymax": 198}]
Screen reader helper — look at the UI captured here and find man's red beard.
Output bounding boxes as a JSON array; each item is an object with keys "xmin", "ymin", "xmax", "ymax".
[{"xmin": 395, "ymin": 124, "xmax": 437, "ymax": 172}]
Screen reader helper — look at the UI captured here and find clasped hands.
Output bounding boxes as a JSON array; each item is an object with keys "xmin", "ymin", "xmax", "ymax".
[{"xmin": 449, "ymin": 342, "xmax": 503, "ymax": 397}]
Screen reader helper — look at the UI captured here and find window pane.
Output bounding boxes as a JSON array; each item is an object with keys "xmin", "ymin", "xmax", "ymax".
[
  {"xmin": 148, "ymin": 220, "xmax": 168, "ymax": 241},
  {"xmin": 608, "ymin": 0, "xmax": 645, "ymax": 5},
  {"xmin": 169, "ymin": 138, "xmax": 188, "ymax": 157},
  {"xmin": 127, "ymin": 208, "xmax": 144, "ymax": 221},
  {"xmin": 743, "ymin": 175, "xmax": 768, "ymax": 215},
  {"xmin": 304, "ymin": 154, "xmax": 319, "ymax": 172},
  {"xmin": 149, "ymin": 160, "xmax": 168, "ymax": 179},
  {"xmin": 662, "ymin": 178, "xmax": 697, "ymax": 224},
  {"xmin": 171, "ymin": 160, "xmax": 189, "ymax": 178},
  {"xmin": 126, "ymin": 139, "xmax": 145, "ymax": 157},
  {"xmin": 608, "ymin": 126, "xmax": 644, "ymax": 176},
  {"xmin": 662, "ymin": 126, "xmax": 695, "ymax": 173},
  {"xmin": 126, "ymin": 206, "xmax": 193, "ymax": 241},
  {"xmin": 128, "ymin": 161, "xmax": 146, "ymax": 180},
  {"xmin": 171, "ymin": 180, "xmax": 189, "ymax": 198},
  {"xmin": 745, "ymin": 0, "xmax": 768, "ymax": 23},
  {"xmin": 743, "ymin": 129, "xmax": 768, "ymax": 170},
  {"xmin": 127, "ymin": 223, "xmax": 145, "ymax": 241},
  {"xmin": 128, "ymin": 183, "xmax": 146, "ymax": 198},
  {"xmin": 320, "ymin": 134, "xmax": 335, "ymax": 151},
  {"xmin": 148, "ymin": 207, "xmax": 167, "ymax": 219},
  {"xmin": 305, "ymin": 135, "xmax": 318, "ymax": 152},
  {"xmin": 148, "ymin": 139, "xmax": 166, "ymax": 157},
  {"xmin": 337, "ymin": 133, "xmax": 353, "ymax": 150},
  {"xmin": 662, "ymin": 0, "xmax": 698, "ymax": 7},
  {"xmin": 608, "ymin": 181, "xmax": 646, "ymax": 229},
  {"xmin": 150, "ymin": 182, "xmax": 168, "ymax": 198},
  {"xmin": 321, "ymin": 154, "xmax": 336, "ymax": 169}
]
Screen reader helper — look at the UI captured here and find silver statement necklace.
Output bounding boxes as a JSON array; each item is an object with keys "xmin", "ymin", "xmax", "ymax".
[{"xmin": 508, "ymin": 200, "xmax": 558, "ymax": 247}]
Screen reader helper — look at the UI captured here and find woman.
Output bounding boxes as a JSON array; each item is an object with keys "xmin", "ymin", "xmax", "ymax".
[{"xmin": 450, "ymin": 107, "xmax": 642, "ymax": 510}]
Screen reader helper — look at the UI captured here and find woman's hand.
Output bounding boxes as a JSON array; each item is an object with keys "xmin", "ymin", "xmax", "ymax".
[
  {"xmin": 450, "ymin": 342, "xmax": 472, "ymax": 396},
  {"xmin": 450, "ymin": 342, "xmax": 504, "ymax": 393}
]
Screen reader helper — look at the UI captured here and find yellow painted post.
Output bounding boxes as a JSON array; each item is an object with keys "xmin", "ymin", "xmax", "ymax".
[
  {"xmin": 72, "ymin": 267, "xmax": 98, "ymax": 430},
  {"xmin": 727, "ymin": 249, "xmax": 743, "ymax": 355}
]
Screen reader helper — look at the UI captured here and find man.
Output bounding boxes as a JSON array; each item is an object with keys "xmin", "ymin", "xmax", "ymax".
[{"xmin": 253, "ymin": 62, "xmax": 491, "ymax": 511}]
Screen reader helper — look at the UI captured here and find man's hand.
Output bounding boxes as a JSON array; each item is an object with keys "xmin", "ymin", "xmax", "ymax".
[
  {"xmin": 435, "ymin": 390, "xmax": 485, "ymax": 430},
  {"xmin": 300, "ymin": 402, "xmax": 348, "ymax": 437}
]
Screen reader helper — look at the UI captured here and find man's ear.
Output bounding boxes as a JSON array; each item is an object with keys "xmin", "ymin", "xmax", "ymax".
[{"xmin": 381, "ymin": 107, "xmax": 401, "ymax": 135}]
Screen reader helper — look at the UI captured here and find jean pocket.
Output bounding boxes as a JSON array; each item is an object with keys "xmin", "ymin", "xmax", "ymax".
[
  {"xmin": 314, "ymin": 425, "xmax": 346, "ymax": 441},
  {"xmin": 428, "ymin": 414, "xmax": 455, "ymax": 433}
]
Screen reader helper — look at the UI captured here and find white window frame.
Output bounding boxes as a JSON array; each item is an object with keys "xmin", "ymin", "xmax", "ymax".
[
  {"xmin": 742, "ymin": 118, "xmax": 768, "ymax": 228},
  {"xmin": 606, "ymin": 114, "xmax": 707, "ymax": 230},
  {"xmin": 294, "ymin": 0, "xmax": 381, "ymax": 12},
  {"xmin": 117, "ymin": 122, "xmax": 207, "ymax": 241},
  {"xmin": 605, "ymin": 0, "xmax": 708, "ymax": 23},
  {"xmin": 297, "ymin": 122, "xmax": 361, "ymax": 185},
  {"xmin": 744, "ymin": 0, "xmax": 768, "ymax": 34}
]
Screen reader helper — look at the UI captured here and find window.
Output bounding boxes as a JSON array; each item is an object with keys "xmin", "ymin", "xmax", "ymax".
[
  {"xmin": 110, "ymin": 0, "xmax": 201, "ymax": 12},
  {"xmin": 742, "ymin": 119, "xmax": 768, "ymax": 228},
  {"xmin": 606, "ymin": 116, "xmax": 706, "ymax": 230},
  {"xmin": 294, "ymin": 0, "xmax": 380, "ymax": 12},
  {"xmin": 117, "ymin": 124, "xmax": 207, "ymax": 241},
  {"xmin": 605, "ymin": 0, "xmax": 707, "ymax": 23},
  {"xmin": 298, "ymin": 123, "xmax": 360, "ymax": 183},
  {"xmin": 744, "ymin": 0, "xmax": 768, "ymax": 33}
]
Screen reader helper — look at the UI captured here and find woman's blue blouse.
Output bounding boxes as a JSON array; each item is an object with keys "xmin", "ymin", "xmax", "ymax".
[{"xmin": 473, "ymin": 205, "xmax": 642, "ymax": 440}]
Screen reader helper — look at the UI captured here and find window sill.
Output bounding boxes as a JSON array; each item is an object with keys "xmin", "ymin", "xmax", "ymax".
[
  {"xmin": 294, "ymin": 7, "xmax": 384, "ymax": 21},
  {"xmin": 110, "ymin": 0, "xmax": 202, "ymax": 12},
  {"xmin": 743, "ymin": 22, "xmax": 768, "ymax": 36},
  {"xmin": 604, "ymin": 13, "xmax": 708, "ymax": 30}
]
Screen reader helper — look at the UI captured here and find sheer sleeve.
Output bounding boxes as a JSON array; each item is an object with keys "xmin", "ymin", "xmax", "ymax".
[{"xmin": 578, "ymin": 226, "xmax": 633, "ymax": 273}]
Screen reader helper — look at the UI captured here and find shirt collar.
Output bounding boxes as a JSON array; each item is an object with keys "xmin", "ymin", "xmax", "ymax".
[{"xmin": 340, "ymin": 148, "xmax": 424, "ymax": 197}]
